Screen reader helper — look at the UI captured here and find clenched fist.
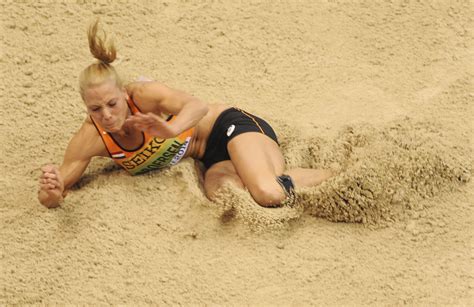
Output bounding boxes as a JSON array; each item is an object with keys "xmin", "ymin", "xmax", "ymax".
[{"xmin": 38, "ymin": 165, "xmax": 64, "ymax": 208}]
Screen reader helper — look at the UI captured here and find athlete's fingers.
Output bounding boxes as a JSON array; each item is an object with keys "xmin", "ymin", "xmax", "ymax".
[
  {"xmin": 146, "ymin": 112, "xmax": 166, "ymax": 123},
  {"xmin": 134, "ymin": 123, "xmax": 146, "ymax": 130},
  {"xmin": 39, "ymin": 173, "xmax": 52, "ymax": 182},
  {"xmin": 126, "ymin": 115, "xmax": 148, "ymax": 126},
  {"xmin": 41, "ymin": 168, "xmax": 58, "ymax": 181},
  {"xmin": 140, "ymin": 112, "xmax": 154, "ymax": 119},
  {"xmin": 137, "ymin": 120, "xmax": 158, "ymax": 128},
  {"xmin": 41, "ymin": 165, "xmax": 55, "ymax": 173},
  {"xmin": 126, "ymin": 114, "xmax": 140, "ymax": 121},
  {"xmin": 133, "ymin": 115, "xmax": 154, "ymax": 126},
  {"xmin": 142, "ymin": 118, "xmax": 156, "ymax": 126},
  {"xmin": 41, "ymin": 170, "xmax": 53, "ymax": 177},
  {"xmin": 46, "ymin": 178, "xmax": 58, "ymax": 185},
  {"xmin": 137, "ymin": 119, "xmax": 152, "ymax": 127},
  {"xmin": 44, "ymin": 175, "xmax": 58, "ymax": 183},
  {"xmin": 44, "ymin": 180, "xmax": 59, "ymax": 189},
  {"xmin": 126, "ymin": 113, "xmax": 141, "ymax": 120},
  {"xmin": 129, "ymin": 112, "xmax": 147, "ymax": 121},
  {"xmin": 51, "ymin": 166, "xmax": 60, "ymax": 176},
  {"xmin": 43, "ymin": 173, "xmax": 57, "ymax": 180},
  {"xmin": 40, "ymin": 183, "xmax": 57, "ymax": 190}
]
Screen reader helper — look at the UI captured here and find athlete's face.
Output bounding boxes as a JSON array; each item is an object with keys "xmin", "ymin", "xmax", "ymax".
[{"xmin": 83, "ymin": 80, "xmax": 129, "ymax": 133}]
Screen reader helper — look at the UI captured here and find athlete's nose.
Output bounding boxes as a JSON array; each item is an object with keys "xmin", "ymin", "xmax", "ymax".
[{"xmin": 102, "ymin": 108, "xmax": 112, "ymax": 121}]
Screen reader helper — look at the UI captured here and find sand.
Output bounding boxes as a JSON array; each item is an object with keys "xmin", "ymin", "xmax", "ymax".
[{"xmin": 1, "ymin": 0, "xmax": 473, "ymax": 305}]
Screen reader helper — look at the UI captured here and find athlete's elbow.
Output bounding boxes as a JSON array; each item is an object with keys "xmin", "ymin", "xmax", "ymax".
[{"xmin": 197, "ymin": 99, "xmax": 209, "ymax": 117}]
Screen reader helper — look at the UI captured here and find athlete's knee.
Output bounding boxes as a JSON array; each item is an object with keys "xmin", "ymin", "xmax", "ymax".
[
  {"xmin": 249, "ymin": 182, "xmax": 286, "ymax": 207},
  {"xmin": 204, "ymin": 170, "xmax": 243, "ymax": 200},
  {"xmin": 204, "ymin": 182, "xmax": 220, "ymax": 201},
  {"xmin": 204, "ymin": 178, "xmax": 227, "ymax": 200},
  {"xmin": 250, "ymin": 175, "xmax": 296, "ymax": 207}
]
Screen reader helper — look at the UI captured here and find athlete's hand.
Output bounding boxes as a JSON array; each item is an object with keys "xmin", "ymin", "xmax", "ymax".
[
  {"xmin": 125, "ymin": 112, "xmax": 179, "ymax": 139},
  {"xmin": 38, "ymin": 165, "xmax": 64, "ymax": 208}
]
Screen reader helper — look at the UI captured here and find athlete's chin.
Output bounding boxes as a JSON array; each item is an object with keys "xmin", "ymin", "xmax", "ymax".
[
  {"xmin": 103, "ymin": 118, "xmax": 127, "ymax": 133},
  {"xmin": 104, "ymin": 124, "xmax": 121, "ymax": 133}
]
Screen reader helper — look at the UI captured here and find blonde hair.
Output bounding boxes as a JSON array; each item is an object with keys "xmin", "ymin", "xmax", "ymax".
[{"xmin": 79, "ymin": 19, "xmax": 122, "ymax": 99}]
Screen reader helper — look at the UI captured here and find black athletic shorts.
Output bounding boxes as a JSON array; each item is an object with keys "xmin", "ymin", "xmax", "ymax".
[{"xmin": 201, "ymin": 107, "xmax": 279, "ymax": 169}]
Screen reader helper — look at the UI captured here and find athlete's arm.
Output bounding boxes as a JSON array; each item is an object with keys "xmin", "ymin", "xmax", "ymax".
[
  {"xmin": 38, "ymin": 121, "xmax": 105, "ymax": 208},
  {"xmin": 125, "ymin": 82, "xmax": 209, "ymax": 138}
]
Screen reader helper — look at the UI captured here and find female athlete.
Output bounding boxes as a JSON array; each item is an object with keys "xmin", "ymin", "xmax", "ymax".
[{"xmin": 38, "ymin": 21, "xmax": 333, "ymax": 208}]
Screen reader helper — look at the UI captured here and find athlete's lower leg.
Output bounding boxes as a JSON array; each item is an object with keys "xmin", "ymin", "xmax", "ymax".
[{"xmin": 285, "ymin": 168, "xmax": 334, "ymax": 189}]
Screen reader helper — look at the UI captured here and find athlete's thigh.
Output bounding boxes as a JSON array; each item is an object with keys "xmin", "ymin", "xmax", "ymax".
[{"xmin": 227, "ymin": 132, "xmax": 285, "ymax": 187}]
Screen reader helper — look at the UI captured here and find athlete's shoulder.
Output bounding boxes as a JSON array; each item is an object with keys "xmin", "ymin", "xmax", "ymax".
[
  {"xmin": 125, "ymin": 81, "xmax": 167, "ymax": 112},
  {"xmin": 68, "ymin": 118, "xmax": 108, "ymax": 158},
  {"xmin": 124, "ymin": 81, "xmax": 141, "ymax": 95},
  {"xmin": 126, "ymin": 80, "xmax": 158, "ymax": 96}
]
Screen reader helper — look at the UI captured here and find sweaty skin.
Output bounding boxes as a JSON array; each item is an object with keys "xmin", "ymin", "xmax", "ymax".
[{"xmin": 38, "ymin": 80, "xmax": 229, "ymax": 208}]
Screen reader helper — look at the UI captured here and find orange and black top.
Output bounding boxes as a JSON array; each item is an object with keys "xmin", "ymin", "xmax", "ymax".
[{"xmin": 91, "ymin": 98, "xmax": 195, "ymax": 175}]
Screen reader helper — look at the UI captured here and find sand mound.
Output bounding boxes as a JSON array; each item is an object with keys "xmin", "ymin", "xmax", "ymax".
[
  {"xmin": 282, "ymin": 118, "xmax": 471, "ymax": 224},
  {"xmin": 211, "ymin": 184, "xmax": 304, "ymax": 231}
]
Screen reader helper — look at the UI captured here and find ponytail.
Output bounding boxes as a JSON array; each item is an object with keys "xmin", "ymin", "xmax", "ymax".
[
  {"xmin": 88, "ymin": 19, "xmax": 116, "ymax": 64},
  {"xmin": 79, "ymin": 19, "xmax": 122, "ymax": 99}
]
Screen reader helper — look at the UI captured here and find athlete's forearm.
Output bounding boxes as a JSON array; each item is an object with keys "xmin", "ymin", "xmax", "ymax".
[{"xmin": 171, "ymin": 98, "xmax": 209, "ymax": 134}]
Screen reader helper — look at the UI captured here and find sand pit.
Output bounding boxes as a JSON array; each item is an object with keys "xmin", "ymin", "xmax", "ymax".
[{"xmin": 1, "ymin": 0, "xmax": 473, "ymax": 305}]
